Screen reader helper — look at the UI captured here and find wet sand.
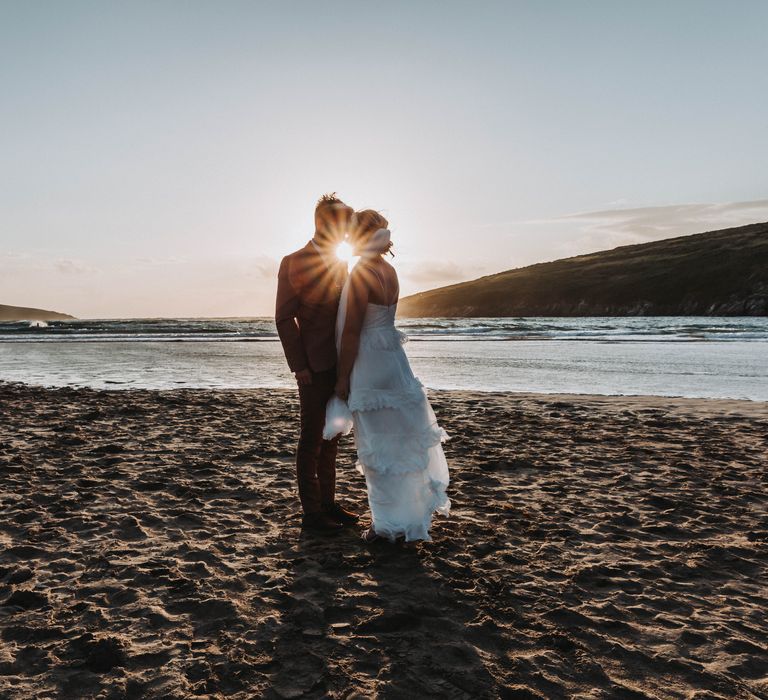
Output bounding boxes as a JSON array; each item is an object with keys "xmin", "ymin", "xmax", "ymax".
[{"xmin": 0, "ymin": 382, "xmax": 767, "ymax": 699}]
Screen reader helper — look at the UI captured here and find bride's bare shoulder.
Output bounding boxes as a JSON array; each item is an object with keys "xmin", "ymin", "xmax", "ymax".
[
  {"xmin": 375, "ymin": 258, "xmax": 398, "ymax": 280},
  {"xmin": 352, "ymin": 258, "xmax": 397, "ymax": 280},
  {"xmin": 348, "ymin": 261, "xmax": 377, "ymax": 291}
]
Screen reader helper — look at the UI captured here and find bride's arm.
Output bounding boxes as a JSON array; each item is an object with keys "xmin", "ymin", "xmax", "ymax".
[{"xmin": 335, "ymin": 267, "xmax": 370, "ymax": 400}]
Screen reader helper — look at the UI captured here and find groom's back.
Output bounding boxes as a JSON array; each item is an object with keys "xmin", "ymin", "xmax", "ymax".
[{"xmin": 275, "ymin": 242, "xmax": 346, "ymax": 373}]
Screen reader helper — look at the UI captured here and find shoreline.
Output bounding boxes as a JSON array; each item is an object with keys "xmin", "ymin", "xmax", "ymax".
[
  {"xmin": 1, "ymin": 382, "xmax": 766, "ymax": 697},
  {"xmin": 3, "ymin": 379, "xmax": 767, "ymax": 413},
  {"xmin": 3, "ymin": 332, "xmax": 767, "ymax": 400}
]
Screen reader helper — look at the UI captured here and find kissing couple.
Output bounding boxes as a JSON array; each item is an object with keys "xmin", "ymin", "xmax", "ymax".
[{"xmin": 275, "ymin": 193, "xmax": 450, "ymax": 543}]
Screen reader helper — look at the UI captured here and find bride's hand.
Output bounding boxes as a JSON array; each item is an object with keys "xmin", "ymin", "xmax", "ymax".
[{"xmin": 335, "ymin": 376, "xmax": 350, "ymax": 401}]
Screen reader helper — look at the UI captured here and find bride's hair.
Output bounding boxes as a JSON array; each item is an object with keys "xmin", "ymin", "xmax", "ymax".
[{"xmin": 353, "ymin": 209, "xmax": 393, "ymax": 256}]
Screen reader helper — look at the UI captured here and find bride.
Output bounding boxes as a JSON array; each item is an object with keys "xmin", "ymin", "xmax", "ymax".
[{"xmin": 330, "ymin": 209, "xmax": 451, "ymax": 543}]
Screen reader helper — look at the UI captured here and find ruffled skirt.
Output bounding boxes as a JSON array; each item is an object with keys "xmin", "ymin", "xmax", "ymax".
[{"xmin": 349, "ymin": 326, "xmax": 451, "ymax": 542}]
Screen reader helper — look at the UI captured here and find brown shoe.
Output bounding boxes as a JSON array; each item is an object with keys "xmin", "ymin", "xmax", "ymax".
[
  {"xmin": 301, "ymin": 512, "xmax": 344, "ymax": 534},
  {"xmin": 323, "ymin": 502, "xmax": 360, "ymax": 526}
]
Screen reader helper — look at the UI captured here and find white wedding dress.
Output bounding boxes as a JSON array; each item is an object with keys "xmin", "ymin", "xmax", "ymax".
[{"xmin": 327, "ymin": 270, "xmax": 451, "ymax": 542}]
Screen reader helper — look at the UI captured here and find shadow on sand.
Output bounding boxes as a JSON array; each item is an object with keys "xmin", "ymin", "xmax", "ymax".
[{"xmin": 260, "ymin": 525, "xmax": 499, "ymax": 699}]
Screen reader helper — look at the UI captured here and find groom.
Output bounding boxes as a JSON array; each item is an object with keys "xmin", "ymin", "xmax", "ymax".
[{"xmin": 275, "ymin": 193, "xmax": 360, "ymax": 533}]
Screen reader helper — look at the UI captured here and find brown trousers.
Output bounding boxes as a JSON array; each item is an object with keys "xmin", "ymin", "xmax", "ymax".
[{"xmin": 296, "ymin": 367, "xmax": 338, "ymax": 514}]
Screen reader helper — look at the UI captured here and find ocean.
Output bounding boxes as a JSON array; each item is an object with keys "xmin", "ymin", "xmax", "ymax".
[{"xmin": 1, "ymin": 317, "xmax": 767, "ymax": 400}]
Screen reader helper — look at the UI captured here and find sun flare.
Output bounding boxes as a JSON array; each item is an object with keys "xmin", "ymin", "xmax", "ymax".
[{"xmin": 335, "ymin": 241, "xmax": 354, "ymax": 264}]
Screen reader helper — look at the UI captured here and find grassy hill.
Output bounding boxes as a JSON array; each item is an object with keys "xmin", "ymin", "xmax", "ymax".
[
  {"xmin": 398, "ymin": 222, "xmax": 768, "ymax": 317},
  {"xmin": 0, "ymin": 304, "xmax": 75, "ymax": 321}
]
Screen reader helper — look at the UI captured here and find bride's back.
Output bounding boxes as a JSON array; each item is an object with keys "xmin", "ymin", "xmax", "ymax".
[{"xmin": 357, "ymin": 259, "xmax": 399, "ymax": 307}]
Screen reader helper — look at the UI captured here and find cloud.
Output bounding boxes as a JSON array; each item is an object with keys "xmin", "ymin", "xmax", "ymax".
[
  {"xmin": 401, "ymin": 261, "xmax": 469, "ymax": 285},
  {"xmin": 133, "ymin": 255, "xmax": 188, "ymax": 266},
  {"xmin": 398, "ymin": 259, "xmax": 492, "ymax": 293},
  {"xmin": 0, "ymin": 251, "xmax": 29, "ymax": 261},
  {"xmin": 54, "ymin": 258, "xmax": 100, "ymax": 275},
  {"xmin": 1, "ymin": 253, "xmax": 100, "ymax": 276},
  {"xmin": 510, "ymin": 199, "xmax": 768, "ymax": 259},
  {"xmin": 248, "ymin": 257, "xmax": 279, "ymax": 279},
  {"xmin": 130, "ymin": 254, "xmax": 278, "ymax": 279},
  {"xmin": 0, "ymin": 251, "xmax": 41, "ymax": 276},
  {"xmin": 1, "ymin": 251, "xmax": 283, "ymax": 317},
  {"xmin": 560, "ymin": 199, "xmax": 768, "ymax": 232}
]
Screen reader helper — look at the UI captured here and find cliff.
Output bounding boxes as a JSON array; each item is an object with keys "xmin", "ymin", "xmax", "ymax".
[
  {"xmin": 398, "ymin": 222, "xmax": 768, "ymax": 317},
  {"xmin": 0, "ymin": 304, "xmax": 75, "ymax": 321}
]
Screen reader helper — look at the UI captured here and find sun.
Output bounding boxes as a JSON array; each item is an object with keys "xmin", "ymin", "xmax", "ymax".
[{"xmin": 335, "ymin": 241, "xmax": 354, "ymax": 264}]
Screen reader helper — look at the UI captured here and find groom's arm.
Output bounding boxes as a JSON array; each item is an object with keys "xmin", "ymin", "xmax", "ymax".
[{"xmin": 275, "ymin": 256, "xmax": 309, "ymax": 374}]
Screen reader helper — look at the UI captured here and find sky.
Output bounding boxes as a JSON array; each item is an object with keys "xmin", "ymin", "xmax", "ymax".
[{"xmin": 1, "ymin": 0, "xmax": 767, "ymax": 318}]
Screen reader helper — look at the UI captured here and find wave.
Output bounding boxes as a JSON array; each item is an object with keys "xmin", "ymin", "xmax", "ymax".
[{"xmin": 1, "ymin": 317, "xmax": 767, "ymax": 343}]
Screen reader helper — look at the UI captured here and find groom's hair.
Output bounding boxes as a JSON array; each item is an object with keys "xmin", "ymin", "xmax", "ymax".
[
  {"xmin": 315, "ymin": 192, "xmax": 347, "ymax": 217},
  {"xmin": 314, "ymin": 192, "xmax": 353, "ymax": 234},
  {"xmin": 316, "ymin": 192, "xmax": 343, "ymax": 209}
]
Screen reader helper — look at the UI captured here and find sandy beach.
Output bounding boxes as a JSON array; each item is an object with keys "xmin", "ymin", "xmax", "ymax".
[{"xmin": 0, "ymin": 381, "xmax": 766, "ymax": 699}]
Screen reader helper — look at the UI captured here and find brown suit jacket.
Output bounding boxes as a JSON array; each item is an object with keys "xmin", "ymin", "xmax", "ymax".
[{"xmin": 275, "ymin": 241, "xmax": 348, "ymax": 373}]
